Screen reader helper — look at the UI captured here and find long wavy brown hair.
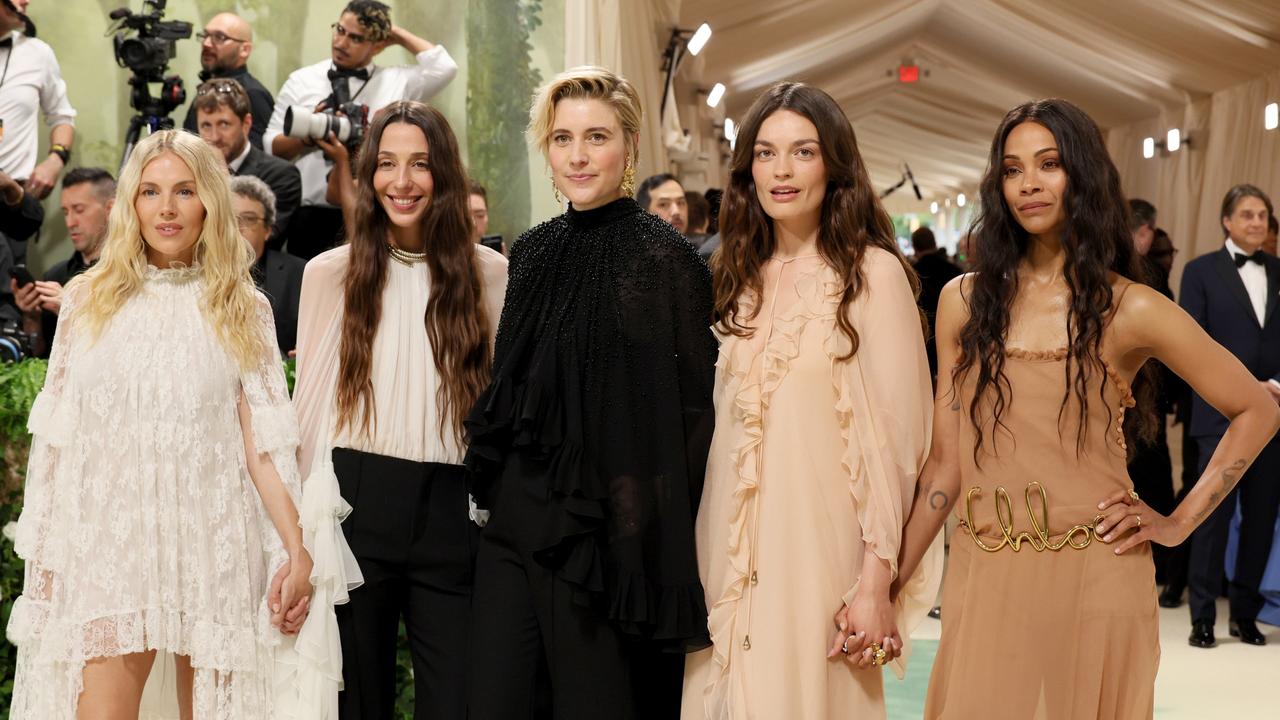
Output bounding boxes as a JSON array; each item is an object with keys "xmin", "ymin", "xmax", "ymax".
[
  {"xmin": 955, "ymin": 98, "xmax": 1156, "ymax": 462},
  {"xmin": 336, "ymin": 101, "xmax": 491, "ymax": 445},
  {"xmin": 714, "ymin": 82, "xmax": 917, "ymax": 358}
]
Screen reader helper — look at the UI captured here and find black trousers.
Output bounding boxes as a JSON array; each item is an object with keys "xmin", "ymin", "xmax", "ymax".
[
  {"xmin": 1127, "ymin": 421, "xmax": 1176, "ymax": 583},
  {"xmin": 333, "ymin": 448, "xmax": 479, "ymax": 720},
  {"xmin": 1162, "ymin": 421, "xmax": 1202, "ymax": 593},
  {"xmin": 467, "ymin": 531, "xmax": 683, "ymax": 720},
  {"xmin": 287, "ymin": 205, "xmax": 345, "ymax": 260},
  {"xmin": 1187, "ymin": 436, "xmax": 1280, "ymax": 623}
]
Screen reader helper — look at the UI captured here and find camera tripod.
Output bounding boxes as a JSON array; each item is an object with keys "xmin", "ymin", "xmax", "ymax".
[{"xmin": 118, "ymin": 74, "xmax": 186, "ymax": 172}]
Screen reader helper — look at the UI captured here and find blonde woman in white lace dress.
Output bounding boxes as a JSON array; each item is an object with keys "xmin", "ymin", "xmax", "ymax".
[{"xmin": 6, "ymin": 130, "xmax": 322, "ymax": 719}]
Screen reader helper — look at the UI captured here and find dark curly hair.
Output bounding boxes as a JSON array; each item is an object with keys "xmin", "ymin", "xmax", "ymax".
[
  {"xmin": 343, "ymin": 0, "xmax": 392, "ymax": 42},
  {"xmin": 955, "ymin": 98, "xmax": 1157, "ymax": 462}
]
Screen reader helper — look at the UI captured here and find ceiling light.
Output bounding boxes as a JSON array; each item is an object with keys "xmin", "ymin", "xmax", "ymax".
[
  {"xmin": 1167, "ymin": 128, "xmax": 1180, "ymax": 152},
  {"xmin": 1143, "ymin": 137, "xmax": 1155, "ymax": 159},
  {"xmin": 688, "ymin": 23, "xmax": 712, "ymax": 56},
  {"xmin": 1266, "ymin": 103, "xmax": 1278, "ymax": 131},
  {"xmin": 706, "ymin": 83, "xmax": 726, "ymax": 108},
  {"xmin": 957, "ymin": 193, "xmax": 966, "ymax": 208},
  {"xmin": 724, "ymin": 118, "xmax": 736, "ymax": 141},
  {"xmin": 930, "ymin": 201, "xmax": 938, "ymax": 214}
]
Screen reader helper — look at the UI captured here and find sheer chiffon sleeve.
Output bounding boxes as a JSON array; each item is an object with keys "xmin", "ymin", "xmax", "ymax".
[
  {"xmin": 829, "ymin": 248, "xmax": 943, "ymax": 677},
  {"xmin": 276, "ymin": 249, "xmax": 362, "ymax": 718}
]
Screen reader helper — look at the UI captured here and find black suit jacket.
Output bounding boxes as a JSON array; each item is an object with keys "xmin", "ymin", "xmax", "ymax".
[
  {"xmin": 237, "ymin": 146, "xmax": 302, "ymax": 250},
  {"xmin": 913, "ymin": 251, "xmax": 963, "ymax": 377},
  {"xmin": 253, "ymin": 249, "xmax": 306, "ymax": 354},
  {"xmin": 1179, "ymin": 246, "xmax": 1280, "ymax": 438},
  {"xmin": 183, "ymin": 66, "xmax": 275, "ymax": 150}
]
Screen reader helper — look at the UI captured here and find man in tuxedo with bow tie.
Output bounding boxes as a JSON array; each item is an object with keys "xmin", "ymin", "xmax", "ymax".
[
  {"xmin": 264, "ymin": 0, "xmax": 457, "ymax": 259},
  {"xmin": 1180, "ymin": 183, "xmax": 1280, "ymax": 649}
]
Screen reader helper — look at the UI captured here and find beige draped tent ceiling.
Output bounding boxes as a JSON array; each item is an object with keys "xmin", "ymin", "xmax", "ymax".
[{"xmin": 572, "ymin": 0, "xmax": 1280, "ymax": 282}]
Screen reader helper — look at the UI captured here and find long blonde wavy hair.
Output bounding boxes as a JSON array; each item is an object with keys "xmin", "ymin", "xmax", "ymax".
[{"xmin": 73, "ymin": 130, "xmax": 264, "ymax": 369}]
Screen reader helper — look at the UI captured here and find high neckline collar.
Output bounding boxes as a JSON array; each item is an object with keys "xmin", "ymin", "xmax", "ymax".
[
  {"xmin": 144, "ymin": 262, "xmax": 201, "ymax": 284},
  {"xmin": 566, "ymin": 197, "xmax": 642, "ymax": 231}
]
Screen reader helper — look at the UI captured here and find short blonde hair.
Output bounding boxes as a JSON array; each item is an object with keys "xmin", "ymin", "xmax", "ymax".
[
  {"xmin": 76, "ymin": 130, "xmax": 264, "ymax": 369},
  {"xmin": 528, "ymin": 66, "xmax": 642, "ymax": 164}
]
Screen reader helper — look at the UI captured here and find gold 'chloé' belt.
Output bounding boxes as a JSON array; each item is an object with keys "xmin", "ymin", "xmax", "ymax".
[{"xmin": 958, "ymin": 482, "xmax": 1106, "ymax": 552}]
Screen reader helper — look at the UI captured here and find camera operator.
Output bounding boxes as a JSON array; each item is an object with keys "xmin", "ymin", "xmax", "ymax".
[
  {"xmin": 264, "ymin": 0, "xmax": 457, "ymax": 260},
  {"xmin": 9, "ymin": 167, "xmax": 112, "ymax": 357},
  {"xmin": 181, "ymin": 12, "xmax": 273, "ymax": 150},
  {"xmin": 196, "ymin": 78, "xmax": 300, "ymax": 249},
  {"xmin": 0, "ymin": 0, "xmax": 77, "ymax": 263}
]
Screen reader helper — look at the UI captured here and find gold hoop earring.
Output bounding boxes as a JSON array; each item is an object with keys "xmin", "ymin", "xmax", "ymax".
[
  {"xmin": 620, "ymin": 159, "xmax": 636, "ymax": 198},
  {"xmin": 552, "ymin": 179, "xmax": 564, "ymax": 205}
]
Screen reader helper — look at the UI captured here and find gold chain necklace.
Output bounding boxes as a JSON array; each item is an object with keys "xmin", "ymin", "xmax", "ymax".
[{"xmin": 387, "ymin": 243, "xmax": 428, "ymax": 266}]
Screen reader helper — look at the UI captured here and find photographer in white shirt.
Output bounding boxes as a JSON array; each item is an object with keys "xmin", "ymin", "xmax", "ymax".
[{"xmin": 264, "ymin": 0, "xmax": 456, "ymax": 260}]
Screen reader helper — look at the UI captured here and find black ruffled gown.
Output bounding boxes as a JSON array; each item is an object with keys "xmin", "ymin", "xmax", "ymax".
[{"xmin": 465, "ymin": 197, "xmax": 716, "ymax": 719}]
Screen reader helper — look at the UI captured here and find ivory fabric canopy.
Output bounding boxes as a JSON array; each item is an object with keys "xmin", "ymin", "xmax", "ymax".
[{"xmin": 676, "ymin": 0, "xmax": 1280, "ymax": 245}]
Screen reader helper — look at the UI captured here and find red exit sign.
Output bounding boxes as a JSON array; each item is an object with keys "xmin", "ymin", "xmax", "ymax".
[{"xmin": 898, "ymin": 64, "xmax": 920, "ymax": 83}]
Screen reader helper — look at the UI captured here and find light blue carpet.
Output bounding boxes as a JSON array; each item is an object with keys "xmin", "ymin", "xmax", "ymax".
[{"xmin": 884, "ymin": 639, "xmax": 937, "ymax": 719}]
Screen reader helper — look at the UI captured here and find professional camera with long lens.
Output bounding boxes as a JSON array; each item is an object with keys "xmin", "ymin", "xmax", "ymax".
[
  {"xmin": 283, "ymin": 75, "xmax": 370, "ymax": 149},
  {"xmin": 108, "ymin": 0, "xmax": 193, "ymax": 168}
]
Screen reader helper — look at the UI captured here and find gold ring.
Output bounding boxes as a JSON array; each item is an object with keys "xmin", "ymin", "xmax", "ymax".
[
  {"xmin": 1128, "ymin": 489, "xmax": 1140, "ymax": 503},
  {"xmin": 1135, "ymin": 515, "xmax": 1143, "ymax": 528},
  {"xmin": 868, "ymin": 642, "xmax": 888, "ymax": 666}
]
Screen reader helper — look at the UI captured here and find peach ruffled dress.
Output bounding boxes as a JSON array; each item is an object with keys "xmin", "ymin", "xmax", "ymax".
[
  {"xmin": 924, "ymin": 305, "xmax": 1160, "ymax": 719},
  {"xmin": 682, "ymin": 249, "xmax": 943, "ymax": 720}
]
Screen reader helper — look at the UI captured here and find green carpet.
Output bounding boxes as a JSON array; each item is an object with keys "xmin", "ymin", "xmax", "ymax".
[{"xmin": 885, "ymin": 639, "xmax": 937, "ymax": 719}]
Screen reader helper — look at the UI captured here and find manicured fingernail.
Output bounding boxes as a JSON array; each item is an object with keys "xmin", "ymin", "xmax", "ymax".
[{"xmin": 1098, "ymin": 502, "xmax": 1105, "ymax": 509}]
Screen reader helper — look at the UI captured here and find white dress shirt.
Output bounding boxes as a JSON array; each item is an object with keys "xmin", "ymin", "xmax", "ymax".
[
  {"xmin": 227, "ymin": 141, "xmax": 252, "ymax": 174},
  {"xmin": 0, "ymin": 31, "xmax": 77, "ymax": 179},
  {"xmin": 264, "ymin": 45, "xmax": 458, "ymax": 206},
  {"xmin": 1225, "ymin": 238, "xmax": 1268, "ymax": 325}
]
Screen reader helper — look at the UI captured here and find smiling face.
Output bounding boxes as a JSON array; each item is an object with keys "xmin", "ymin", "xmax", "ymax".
[
  {"xmin": 135, "ymin": 152, "xmax": 207, "ymax": 267},
  {"xmin": 1000, "ymin": 121, "xmax": 1068, "ymax": 239},
  {"xmin": 374, "ymin": 122, "xmax": 434, "ymax": 234},
  {"xmin": 547, "ymin": 98, "xmax": 629, "ymax": 211},
  {"xmin": 1222, "ymin": 196, "xmax": 1270, "ymax": 254},
  {"xmin": 751, "ymin": 109, "xmax": 827, "ymax": 225}
]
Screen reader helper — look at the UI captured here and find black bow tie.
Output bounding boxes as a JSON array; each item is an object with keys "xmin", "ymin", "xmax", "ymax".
[
  {"xmin": 1234, "ymin": 250, "xmax": 1266, "ymax": 268},
  {"xmin": 328, "ymin": 67, "xmax": 370, "ymax": 82}
]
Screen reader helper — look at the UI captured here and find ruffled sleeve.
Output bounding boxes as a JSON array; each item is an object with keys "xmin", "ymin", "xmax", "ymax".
[
  {"xmin": 273, "ymin": 250, "xmax": 363, "ymax": 719},
  {"xmin": 827, "ymin": 248, "xmax": 943, "ymax": 678},
  {"xmin": 14, "ymin": 280, "xmax": 83, "ymax": 565}
]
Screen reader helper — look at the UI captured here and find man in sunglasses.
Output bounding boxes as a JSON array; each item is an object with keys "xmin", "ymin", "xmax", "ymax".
[
  {"xmin": 181, "ymin": 12, "xmax": 274, "ymax": 150},
  {"xmin": 264, "ymin": 0, "xmax": 457, "ymax": 259}
]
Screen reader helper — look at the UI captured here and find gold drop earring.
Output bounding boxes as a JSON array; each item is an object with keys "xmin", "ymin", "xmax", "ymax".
[{"xmin": 620, "ymin": 157, "xmax": 636, "ymax": 198}]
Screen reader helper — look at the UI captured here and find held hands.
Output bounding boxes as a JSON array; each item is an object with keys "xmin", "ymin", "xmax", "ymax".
[
  {"xmin": 268, "ymin": 549, "xmax": 315, "ymax": 635},
  {"xmin": 827, "ymin": 587, "xmax": 902, "ymax": 670},
  {"xmin": 1096, "ymin": 489, "xmax": 1190, "ymax": 555}
]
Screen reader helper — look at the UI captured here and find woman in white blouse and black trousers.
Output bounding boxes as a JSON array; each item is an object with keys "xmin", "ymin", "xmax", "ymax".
[{"xmin": 293, "ymin": 100, "xmax": 507, "ymax": 719}]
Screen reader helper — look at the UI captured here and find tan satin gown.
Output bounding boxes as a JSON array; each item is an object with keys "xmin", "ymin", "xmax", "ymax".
[
  {"xmin": 682, "ymin": 249, "xmax": 943, "ymax": 720},
  {"xmin": 925, "ymin": 308, "xmax": 1160, "ymax": 719}
]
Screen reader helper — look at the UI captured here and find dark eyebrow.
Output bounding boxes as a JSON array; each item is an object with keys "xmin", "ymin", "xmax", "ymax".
[
  {"xmin": 754, "ymin": 139, "xmax": 820, "ymax": 148},
  {"xmin": 1003, "ymin": 147, "xmax": 1058, "ymax": 161}
]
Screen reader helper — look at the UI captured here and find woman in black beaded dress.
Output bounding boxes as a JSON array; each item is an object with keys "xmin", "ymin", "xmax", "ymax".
[{"xmin": 464, "ymin": 66, "xmax": 717, "ymax": 720}]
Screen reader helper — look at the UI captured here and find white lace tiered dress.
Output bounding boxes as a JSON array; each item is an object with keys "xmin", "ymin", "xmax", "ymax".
[{"xmin": 6, "ymin": 265, "xmax": 316, "ymax": 719}]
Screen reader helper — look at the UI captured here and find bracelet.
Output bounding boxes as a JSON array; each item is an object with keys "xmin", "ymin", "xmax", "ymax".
[{"xmin": 49, "ymin": 144, "xmax": 70, "ymax": 164}]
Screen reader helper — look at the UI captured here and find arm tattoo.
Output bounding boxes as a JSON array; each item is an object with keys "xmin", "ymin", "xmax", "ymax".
[
  {"xmin": 929, "ymin": 490, "xmax": 949, "ymax": 511},
  {"xmin": 1193, "ymin": 459, "xmax": 1245, "ymax": 523}
]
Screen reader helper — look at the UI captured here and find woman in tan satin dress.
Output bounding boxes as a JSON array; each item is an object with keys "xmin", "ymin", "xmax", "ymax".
[
  {"xmin": 681, "ymin": 82, "xmax": 943, "ymax": 720},
  {"xmin": 887, "ymin": 98, "xmax": 1280, "ymax": 720}
]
